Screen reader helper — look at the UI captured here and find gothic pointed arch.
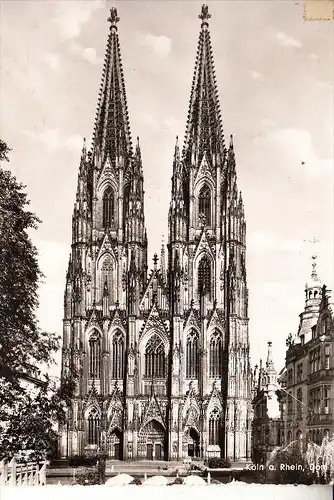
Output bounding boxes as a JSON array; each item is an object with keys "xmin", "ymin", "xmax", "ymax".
[
  {"xmin": 198, "ymin": 254, "xmax": 212, "ymax": 299},
  {"xmin": 98, "ymin": 253, "xmax": 115, "ymax": 303},
  {"xmin": 87, "ymin": 407, "xmax": 100, "ymax": 445},
  {"xmin": 123, "ymin": 183, "xmax": 130, "ymax": 231},
  {"xmin": 209, "ymin": 329, "xmax": 223, "ymax": 378},
  {"xmin": 198, "ymin": 183, "xmax": 211, "ymax": 225},
  {"xmin": 88, "ymin": 331, "xmax": 101, "ymax": 379},
  {"xmin": 107, "ymin": 426, "xmax": 123, "ymax": 459},
  {"xmin": 186, "ymin": 329, "xmax": 199, "ymax": 379},
  {"xmin": 138, "ymin": 418, "xmax": 165, "ymax": 459},
  {"xmin": 208, "ymin": 407, "xmax": 220, "ymax": 445},
  {"xmin": 144, "ymin": 333, "xmax": 166, "ymax": 378},
  {"xmin": 111, "ymin": 329, "xmax": 125, "ymax": 379},
  {"xmin": 102, "ymin": 186, "xmax": 115, "ymax": 228}
]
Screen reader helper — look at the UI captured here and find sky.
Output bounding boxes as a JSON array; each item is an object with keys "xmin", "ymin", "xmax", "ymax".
[{"xmin": 0, "ymin": 0, "xmax": 333, "ymax": 377}]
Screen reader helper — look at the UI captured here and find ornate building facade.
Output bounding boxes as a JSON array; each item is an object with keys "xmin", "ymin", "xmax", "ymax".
[
  {"xmin": 60, "ymin": 5, "xmax": 252, "ymax": 461},
  {"xmin": 279, "ymin": 258, "xmax": 334, "ymax": 447},
  {"xmin": 251, "ymin": 342, "xmax": 284, "ymax": 464}
]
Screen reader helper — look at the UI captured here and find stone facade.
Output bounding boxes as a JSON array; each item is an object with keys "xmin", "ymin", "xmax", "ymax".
[
  {"xmin": 251, "ymin": 342, "xmax": 284, "ymax": 465},
  {"xmin": 60, "ymin": 5, "xmax": 252, "ymax": 461},
  {"xmin": 279, "ymin": 258, "xmax": 334, "ymax": 446}
]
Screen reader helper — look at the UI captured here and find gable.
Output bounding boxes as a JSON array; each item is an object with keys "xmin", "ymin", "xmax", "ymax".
[
  {"xmin": 139, "ymin": 302, "xmax": 169, "ymax": 342},
  {"xmin": 140, "ymin": 268, "xmax": 169, "ymax": 311},
  {"xmin": 140, "ymin": 394, "xmax": 165, "ymax": 430},
  {"xmin": 96, "ymin": 233, "xmax": 117, "ymax": 265},
  {"xmin": 194, "ymin": 151, "xmax": 214, "ymax": 185},
  {"xmin": 194, "ymin": 228, "xmax": 215, "ymax": 262}
]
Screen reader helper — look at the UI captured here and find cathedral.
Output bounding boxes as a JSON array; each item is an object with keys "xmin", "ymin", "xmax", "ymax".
[{"xmin": 60, "ymin": 4, "xmax": 252, "ymax": 462}]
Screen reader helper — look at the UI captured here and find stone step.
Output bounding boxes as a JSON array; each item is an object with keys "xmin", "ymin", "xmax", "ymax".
[{"xmin": 106, "ymin": 460, "xmax": 183, "ymax": 468}]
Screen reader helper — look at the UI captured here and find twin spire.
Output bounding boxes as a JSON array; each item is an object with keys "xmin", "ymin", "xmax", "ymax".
[
  {"xmin": 92, "ymin": 6, "xmax": 133, "ymax": 165},
  {"xmin": 92, "ymin": 5, "xmax": 224, "ymax": 168},
  {"xmin": 183, "ymin": 4, "xmax": 225, "ymax": 165}
]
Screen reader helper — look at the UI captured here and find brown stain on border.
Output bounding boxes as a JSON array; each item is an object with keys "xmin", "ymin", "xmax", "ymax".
[{"xmin": 304, "ymin": 0, "xmax": 334, "ymax": 21}]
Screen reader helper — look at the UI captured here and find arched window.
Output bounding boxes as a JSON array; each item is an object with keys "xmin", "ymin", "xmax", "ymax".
[
  {"xmin": 145, "ymin": 335, "xmax": 165, "ymax": 378},
  {"xmin": 208, "ymin": 407, "xmax": 220, "ymax": 445},
  {"xmin": 123, "ymin": 184, "xmax": 130, "ymax": 232},
  {"xmin": 199, "ymin": 184, "xmax": 211, "ymax": 225},
  {"xmin": 112, "ymin": 331, "xmax": 124, "ymax": 379},
  {"xmin": 89, "ymin": 334, "xmax": 101, "ymax": 379},
  {"xmin": 87, "ymin": 408, "xmax": 100, "ymax": 445},
  {"xmin": 198, "ymin": 256, "xmax": 211, "ymax": 298},
  {"xmin": 103, "ymin": 187, "xmax": 115, "ymax": 228},
  {"xmin": 186, "ymin": 330, "xmax": 199, "ymax": 379},
  {"xmin": 99, "ymin": 256, "xmax": 113, "ymax": 302},
  {"xmin": 209, "ymin": 331, "xmax": 223, "ymax": 378}
]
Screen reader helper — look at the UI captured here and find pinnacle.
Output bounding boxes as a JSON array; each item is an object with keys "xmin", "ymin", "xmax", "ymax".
[{"xmin": 229, "ymin": 134, "xmax": 234, "ymax": 150}]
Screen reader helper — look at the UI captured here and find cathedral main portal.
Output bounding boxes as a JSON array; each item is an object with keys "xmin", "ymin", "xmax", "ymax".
[{"xmin": 138, "ymin": 420, "xmax": 165, "ymax": 460}]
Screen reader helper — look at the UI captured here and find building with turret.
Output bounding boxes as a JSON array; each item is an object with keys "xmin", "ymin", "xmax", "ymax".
[
  {"xmin": 251, "ymin": 342, "xmax": 284, "ymax": 464},
  {"xmin": 60, "ymin": 5, "xmax": 252, "ymax": 462},
  {"xmin": 279, "ymin": 257, "xmax": 334, "ymax": 446}
]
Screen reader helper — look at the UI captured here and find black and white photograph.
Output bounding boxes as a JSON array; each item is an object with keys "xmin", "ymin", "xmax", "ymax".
[{"xmin": 0, "ymin": 0, "xmax": 333, "ymax": 498}]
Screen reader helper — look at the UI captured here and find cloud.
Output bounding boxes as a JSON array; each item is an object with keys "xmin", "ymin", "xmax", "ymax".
[
  {"xmin": 69, "ymin": 41, "xmax": 102, "ymax": 65},
  {"xmin": 276, "ymin": 31, "xmax": 302, "ymax": 48},
  {"xmin": 65, "ymin": 133, "xmax": 84, "ymax": 152},
  {"xmin": 44, "ymin": 53, "xmax": 60, "ymax": 71},
  {"xmin": 53, "ymin": 1, "xmax": 106, "ymax": 38},
  {"xmin": 254, "ymin": 127, "xmax": 333, "ymax": 178},
  {"xmin": 23, "ymin": 128, "xmax": 83, "ymax": 153},
  {"xmin": 251, "ymin": 70, "xmax": 264, "ymax": 81},
  {"xmin": 261, "ymin": 118, "xmax": 276, "ymax": 127},
  {"xmin": 163, "ymin": 116, "xmax": 183, "ymax": 134},
  {"xmin": 248, "ymin": 230, "xmax": 333, "ymax": 264},
  {"xmin": 141, "ymin": 33, "xmax": 172, "ymax": 58},
  {"xmin": 316, "ymin": 80, "xmax": 331, "ymax": 89},
  {"xmin": 140, "ymin": 113, "xmax": 159, "ymax": 130},
  {"xmin": 34, "ymin": 239, "xmax": 69, "ymax": 334}
]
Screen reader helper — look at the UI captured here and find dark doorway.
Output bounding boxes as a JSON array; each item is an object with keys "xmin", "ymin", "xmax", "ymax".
[
  {"xmin": 155, "ymin": 443, "xmax": 162, "ymax": 460},
  {"xmin": 189, "ymin": 428, "xmax": 200, "ymax": 458},
  {"xmin": 147, "ymin": 443, "xmax": 153, "ymax": 460},
  {"xmin": 108, "ymin": 428, "xmax": 123, "ymax": 460}
]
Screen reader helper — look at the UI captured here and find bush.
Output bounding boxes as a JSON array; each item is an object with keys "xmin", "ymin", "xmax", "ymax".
[
  {"xmin": 269, "ymin": 446, "xmax": 314, "ymax": 485},
  {"xmin": 172, "ymin": 477, "xmax": 184, "ymax": 485},
  {"xmin": 208, "ymin": 457, "xmax": 231, "ymax": 469},
  {"xmin": 69, "ymin": 455, "xmax": 98, "ymax": 467},
  {"xmin": 210, "ymin": 479, "xmax": 222, "ymax": 484},
  {"xmin": 75, "ymin": 467, "xmax": 100, "ymax": 485},
  {"xmin": 130, "ymin": 477, "xmax": 142, "ymax": 485}
]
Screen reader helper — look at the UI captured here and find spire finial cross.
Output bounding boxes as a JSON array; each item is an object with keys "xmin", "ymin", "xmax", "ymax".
[
  {"xmin": 108, "ymin": 7, "xmax": 120, "ymax": 29},
  {"xmin": 311, "ymin": 254, "xmax": 317, "ymax": 278},
  {"xmin": 199, "ymin": 4, "xmax": 211, "ymax": 27}
]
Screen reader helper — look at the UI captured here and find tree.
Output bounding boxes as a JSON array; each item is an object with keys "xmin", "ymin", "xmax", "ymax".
[
  {"xmin": 0, "ymin": 140, "xmax": 74, "ymax": 460},
  {"xmin": 0, "ymin": 139, "xmax": 59, "ymax": 381},
  {"xmin": 0, "ymin": 376, "xmax": 75, "ymax": 461}
]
